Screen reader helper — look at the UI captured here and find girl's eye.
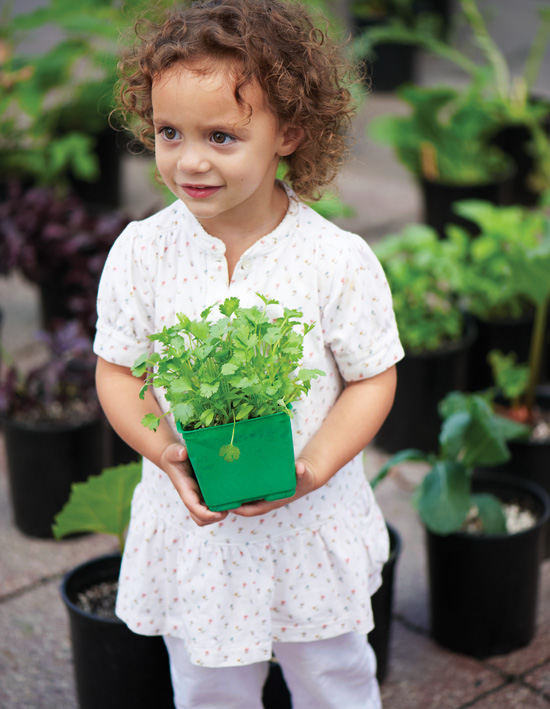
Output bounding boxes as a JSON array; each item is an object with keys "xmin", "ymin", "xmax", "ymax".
[
  {"xmin": 160, "ymin": 127, "xmax": 179, "ymax": 141},
  {"xmin": 211, "ymin": 132, "xmax": 234, "ymax": 145}
]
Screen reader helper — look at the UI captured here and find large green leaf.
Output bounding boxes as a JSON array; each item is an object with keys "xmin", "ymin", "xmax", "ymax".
[
  {"xmin": 415, "ymin": 460, "xmax": 470, "ymax": 534},
  {"xmin": 52, "ymin": 462, "xmax": 142, "ymax": 552},
  {"xmin": 472, "ymin": 493, "xmax": 507, "ymax": 535}
]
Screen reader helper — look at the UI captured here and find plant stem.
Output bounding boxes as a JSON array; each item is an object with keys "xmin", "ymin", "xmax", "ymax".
[
  {"xmin": 523, "ymin": 8, "xmax": 550, "ymax": 94},
  {"xmin": 525, "ymin": 296, "xmax": 549, "ymax": 413},
  {"xmin": 460, "ymin": 0, "xmax": 510, "ymax": 101}
]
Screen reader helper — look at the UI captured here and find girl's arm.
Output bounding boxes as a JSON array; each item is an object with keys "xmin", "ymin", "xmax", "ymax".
[
  {"xmin": 96, "ymin": 357, "xmax": 228, "ymax": 526},
  {"xmin": 233, "ymin": 365, "xmax": 397, "ymax": 517}
]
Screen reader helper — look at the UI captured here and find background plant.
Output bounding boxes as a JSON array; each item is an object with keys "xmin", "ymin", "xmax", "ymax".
[
  {"xmin": 0, "ymin": 183, "xmax": 132, "ymax": 334},
  {"xmin": 0, "ymin": 320, "xmax": 99, "ymax": 424},
  {"xmin": 361, "ymin": 0, "xmax": 550, "ymax": 196},
  {"xmin": 0, "ymin": 0, "xmax": 174, "ymax": 188},
  {"xmin": 369, "ymin": 83, "xmax": 512, "ymax": 185},
  {"xmin": 133, "ymin": 294, "xmax": 324, "ymax": 434},
  {"xmin": 53, "ymin": 461, "xmax": 142, "ymax": 553},
  {"xmin": 450, "ymin": 200, "xmax": 546, "ymax": 322},
  {"xmin": 374, "ymin": 223, "xmax": 466, "ymax": 352},
  {"xmin": 371, "ymin": 391, "xmax": 529, "ymax": 535},
  {"xmin": 482, "ymin": 206, "xmax": 550, "ymax": 421}
]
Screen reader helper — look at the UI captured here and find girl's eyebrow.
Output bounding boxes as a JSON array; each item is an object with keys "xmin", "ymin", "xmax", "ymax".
[{"xmin": 152, "ymin": 115, "xmax": 251, "ymax": 135}]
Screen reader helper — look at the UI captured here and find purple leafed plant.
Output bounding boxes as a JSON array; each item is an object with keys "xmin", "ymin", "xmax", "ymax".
[{"xmin": 0, "ymin": 320, "xmax": 100, "ymax": 425}]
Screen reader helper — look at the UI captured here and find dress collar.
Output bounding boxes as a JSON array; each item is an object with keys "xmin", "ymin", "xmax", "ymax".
[{"xmin": 175, "ymin": 182, "xmax": 301, "ymax": 257}]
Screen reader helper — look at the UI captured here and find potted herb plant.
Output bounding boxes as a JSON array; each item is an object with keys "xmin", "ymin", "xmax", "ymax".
[
  {"xmin": 366, "ymin": 0, "xmax": 550, "ymax": 208},
  {"xmin": 0, "ymin": 320, "xmax": 103, "ymax": 537},
  {"xmin": 449, "ymin": 199, "xmax": 548, "ymax": 391},
  {"xmin": 368, "ymin": 83, "xmax": 514, "ymax": 236},
  {"xmin": 372, "ymin": 390, "xmax": 550, "ymax": 658},
  {"xmin": 133, "ymin": 294, "xmax": 324, "ymax": 511},
  {"xmin": 0, "ymin": 0, "xmax": 177, "ymax": 205},
  {"xmin": 479, "ymin": 214, "xmax": 550, "ymax": 553},
  {"xmin": 373, "ymin": 223, "xmax": 476, "ymax": 452},
  {"xmin": 53, "ymin": 462, "xmax": 175, "ymax": 709}
]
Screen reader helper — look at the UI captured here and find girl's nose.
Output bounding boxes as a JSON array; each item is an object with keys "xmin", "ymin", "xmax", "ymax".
[{"xmin": 176, "ymin": 141, "xmax": 210, "ymax": 174}]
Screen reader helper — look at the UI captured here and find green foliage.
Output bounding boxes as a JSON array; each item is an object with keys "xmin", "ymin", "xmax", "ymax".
[
  {"xmin": 275, "ymin": 164, "xmax": 354, "ymax": 219},
  {"xmin": 133, "ymin": 294, "xmax": 325, "ymax": 455},
  {"xmin": 475, "ymin": 208, "xmax": 550, "ymax": 416},
  {"xmin": 374, "ymin": 224, "xmax": 466, "ymax": 352},
  {"xmin": 450, "ymin": 200, "xmax": 546, "ymax": 321},
  {"xmin": 0, "ymin": 0, "xmax": 172, "ymax": 187},
  {"xmin": 369, "ymin": 84, "xmax": 511, "ymax": 185},
  {"xmin": 362, "ymin": 0, "xmax": 550, "ymax": 196},
  {"xmin": 52, "ymin": 462, "xmax": 142, "ymax": 554},
  {"xmin": 487, "ymin": 350, "xmax": 530, "ymax": 405},
  {"xmin": 372, "ymin": 391, "xmax": 529, "ymax": 535},
  {"xmin": 349, "ymin": 0, "xmax": 416, "ymax": 21}
]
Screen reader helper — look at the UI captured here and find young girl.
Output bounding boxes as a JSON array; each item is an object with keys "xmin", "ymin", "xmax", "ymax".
[{"xmin": 94, "ymin": 0, "xmax": 404, "ymax": 706}]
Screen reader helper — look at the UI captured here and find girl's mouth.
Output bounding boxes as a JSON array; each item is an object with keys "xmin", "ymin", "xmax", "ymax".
[{"xmin": 181, "ymin": 185, "xmax": 222, "ymax": 199}]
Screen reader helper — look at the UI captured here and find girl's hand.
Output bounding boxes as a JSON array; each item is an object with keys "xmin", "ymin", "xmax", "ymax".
[
  {"xmin": 160, "ymin": 443, "xmax": 229, "ymax": 527},
  {"xmin": 230, "ymin": 458, "xmax": 317, "ymax": 518}
]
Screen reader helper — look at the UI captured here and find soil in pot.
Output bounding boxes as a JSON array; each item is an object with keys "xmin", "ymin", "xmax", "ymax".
[
  {"xmin": 61, "ymin": 554, "xmax": 175, "ymax": 709},
  {"xmin": 427, "ymin": 472, "xmax": 550, "ymax": 658},
  {"xmin": 376, "ymin": 320, "xmax": 477, "ymax": 454}
]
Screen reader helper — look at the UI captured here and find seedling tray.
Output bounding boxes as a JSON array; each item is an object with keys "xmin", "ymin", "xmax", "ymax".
[{"xmin": 177, "ymin": 412, "xmax": 296, "ymax": 511}]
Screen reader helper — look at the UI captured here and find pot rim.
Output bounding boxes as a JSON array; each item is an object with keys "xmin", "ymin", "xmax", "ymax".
[
  {"xmin": 426, "ymin": 470, "xmax": 550, "ymax": 542},
  {"xmin": 404, "ymin": 314, "xmax": 478, "ymax": 360},
  {"xmin": 60, "ymin": 552, "xmax": 123, "ymax": 624}
]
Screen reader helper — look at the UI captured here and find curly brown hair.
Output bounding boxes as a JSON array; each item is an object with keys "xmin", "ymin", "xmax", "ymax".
[{"xmin": 116, "ymin": 0, "xmax": 357, "ymax": 201}]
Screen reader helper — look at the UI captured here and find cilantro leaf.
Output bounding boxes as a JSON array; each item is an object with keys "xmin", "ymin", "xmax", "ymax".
[{"xmin": 219, "ymin": 443, "xmax": 241, "ymax": 462}]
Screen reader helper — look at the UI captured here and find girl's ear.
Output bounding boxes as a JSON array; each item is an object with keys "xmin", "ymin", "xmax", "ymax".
[{"xmin": 278, "ymin": 125, "xmax": 304, "ymax": 157}]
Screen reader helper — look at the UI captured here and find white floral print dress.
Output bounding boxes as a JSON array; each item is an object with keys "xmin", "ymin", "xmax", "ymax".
[{"xmin": 94, "ymin": 186, "xmax": 404, "ymax": 667}]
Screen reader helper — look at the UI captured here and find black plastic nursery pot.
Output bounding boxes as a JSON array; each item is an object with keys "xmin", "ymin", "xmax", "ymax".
[
  {"xmin": 179, "ymin": 412, "xmax": 296, "ymax": 511},
  {"xmin": 353, "ymin": 17, "xmax": 416, "ymax": 92},
  {"xmin": 3, "ymin": 416, "xmax": 103, "ymax": 537},
  {"xmin": 375, "ymin": 321, "xmax": 477, "ymax": 454},
  {"xmin": 60, "ymin": 554, "xmax": 175, "ymax": 709},
  {"xmin": 491, "ymin": 104, "xmax": 550, "ymax": 207},
  {"xmin": 467, "ymin": 312, "xmax": 537, "ymax": 392},
  {"xmin": 421, "ymin": 174, "xmax": 513, "ymax": 239},
  {"xmin": 368, "ymin": 523, "xmax": 402, "ymax": 683},
  {"xmin": 426, "ymin": 472, "xmax": 550, "ymax": 659}
]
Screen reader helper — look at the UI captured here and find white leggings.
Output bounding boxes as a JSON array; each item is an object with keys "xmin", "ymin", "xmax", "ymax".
[{"xmin": 163, "ymin": 632, "xmax": 382, "ymax": 709}]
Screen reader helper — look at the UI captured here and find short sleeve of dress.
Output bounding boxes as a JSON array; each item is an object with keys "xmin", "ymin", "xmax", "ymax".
[
  {"xmin": 93, "ymin": 222, "xmax": 156, "ymax": 367},
  {"xmin": 319, "ymin": 233, "xmax": 404, "ymax": 382}
]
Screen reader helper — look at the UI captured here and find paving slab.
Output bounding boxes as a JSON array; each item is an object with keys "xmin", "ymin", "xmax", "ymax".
[
  {"xmin": 465, "ymin": 683, "xmax": 550, "ymax": 709},
  {"xmin": 0, "ymin": 578, "xmax": 77, "ymax": 709},
  {"xmin": 524, "ymin": 660, "xmax": 550, "ymax": 701},
  {"xmin": 380, "ymin": 622, "xmax": 506, "ymax": 709}
]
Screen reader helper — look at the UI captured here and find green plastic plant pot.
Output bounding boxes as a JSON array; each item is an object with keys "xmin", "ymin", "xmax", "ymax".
[{"xmin": 177, "ymin": 412, "xmax": 296, "ymax": 511}]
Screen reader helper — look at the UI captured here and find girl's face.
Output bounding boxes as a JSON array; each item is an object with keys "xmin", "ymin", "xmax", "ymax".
[{"xmin": 152, "ymin": 62, "xmax": 299, "ymax": 238}]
